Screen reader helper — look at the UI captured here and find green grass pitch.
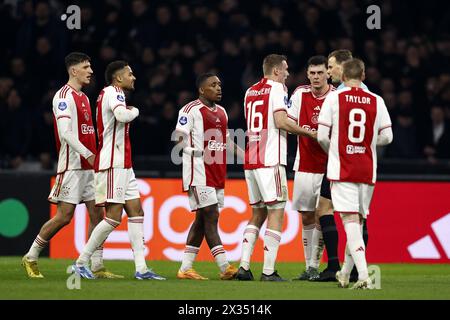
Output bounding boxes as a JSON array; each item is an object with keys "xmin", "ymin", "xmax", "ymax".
[{"xmin": 1, "ymin": 257, "xmax": 450, "ymax": 300}]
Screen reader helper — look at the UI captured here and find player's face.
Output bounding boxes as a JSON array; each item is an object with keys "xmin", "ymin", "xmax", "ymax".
[
  {"xmin": 119, "ymin": 66, "xmax": 136, "ymax": 90},
  {"xmin": 307, "ymin": 64, "xmax": 329, "ymax": 90},
  {"xmin": 73, "ymin": 61, "xmax": 93, "ymax": 85},
  {"xmin": 275, "ymin": 60, "xmax": 289, "ymax": 84},
  {"xmin": 327, "ymin": 57, "xmax": 342, "ymax": 84},
  {"xmin": 201, "ymin": 76, "xmax": 222, "ymax": 102}
]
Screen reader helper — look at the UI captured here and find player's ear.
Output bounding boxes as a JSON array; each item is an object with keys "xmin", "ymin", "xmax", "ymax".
[
  {"xmin": 69, "ymin": 66, "xmax": 76, "ymax": 77},
  {"xmin": 273, "ymin": 67, "xmax": 279, "ymax": 77},
  {"xmin": 361, "ymin": 71, "xmax": 366, "ymax": 82}
]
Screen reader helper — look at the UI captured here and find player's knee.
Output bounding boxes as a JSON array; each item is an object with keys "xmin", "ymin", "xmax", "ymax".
[
  {"xmin": 340, "ymin": 213, "xmax": 361, "ymax": 225},
  {"xmin": 201, "ymin": 206, "xmax": 219, "ymax": 221},
  {"xmin": 55, "ymin": 208, "xmax": 74, "ymax": 226},
  {"xmin": 316, "ymin": 200, "xmax": 333, "ymax": 217},
  {"xmin": 57, "ymin": 214, "xmax": 73, "ymax": 226},
  {"xmin": 204, "ymin": 214, "xmax": 219, "ymax": 226},
  {"xmin": 266, "ymin": 201, "xmax": 286, "ymax": 211},
  {"xmin": 89, "ymin": 215, "xmax": 102, "ymax": 226},
  {"xmin": 301, "ymin": 212, "xmax": 315, "ymax": 226},
  {"xmin": 191, "ymin": 216, "xmax": 204, "ymax": 230},
  {"xmin": 253, "ymin": 214, "xmax": 266, "ymax": 227}
]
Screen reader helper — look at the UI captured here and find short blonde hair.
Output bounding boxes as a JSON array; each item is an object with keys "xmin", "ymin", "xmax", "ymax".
[
  {"xmin": 342, "ymin": 58, "xmax": 365, "ymax": 81},
  {"xmin": 263, "ymin": 54, "xmax": 287, "ymax": 76}
]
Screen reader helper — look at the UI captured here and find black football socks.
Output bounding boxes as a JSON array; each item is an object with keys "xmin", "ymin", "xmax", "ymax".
[{"xmin": 319, "ymin": 215, "xmax": 340, "ymax": 271}]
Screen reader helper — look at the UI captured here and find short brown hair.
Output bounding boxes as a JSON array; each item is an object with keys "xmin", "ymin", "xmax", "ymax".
[
  {"xmin": 307, "ymin": 55, "xmax": 328, "ymax": 69},
  {"xmin": 65, "ymin": 52, "xmax": 90, "ymax": 70},
  {"xmin": 342, "ymin": 58, "xmax": 365, "ymax": 81},
  {"xmin": 328, "ymin": 49, "xmax": 353, "ymax": 64},
  {"xmin": 263, "ymin": 54, "xmax": 287, "ymax": 76}
]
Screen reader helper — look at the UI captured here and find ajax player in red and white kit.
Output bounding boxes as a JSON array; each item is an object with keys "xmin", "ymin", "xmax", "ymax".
[
  {"xmin": 236, "ymin": 54, "xmax": 316, "ymax": 281},
  {"xmin": 288, "ymin": 56, "xmax": 335, "ymax": 281},
  {"xmin": 22, "ymin": 53, "xmax": 119, "ymax": 279},
  {"xmin": 174, "ymin": 73, "xmax": 239, "ymax": 280},
  {"xmin": 318, "ymin": 59, "xmax": 392, "ymax": 289},
  {"xmin": 73, "ymin": 61, "xmax": 165, "ymax": 280}
]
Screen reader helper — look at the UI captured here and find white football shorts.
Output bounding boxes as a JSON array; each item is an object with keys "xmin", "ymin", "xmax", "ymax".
[
  {"xmin": 95, "ymin": 168, "xmax": 140, "ymax": 205},
  {"xmin": 48, "ymin": 169, "xmax": 95, "ymax": 205},
  {"xmin": 292, "ymin": 171, "xmax": 324, "ymax": 212},
  {"xmin": 331, "ymin": 181, "xmax": 374, "ymax": 218},
  {"xmin": 188, "ymin": 186, "xmax": 224, "ymax": 211},
  {"xmin": 244, "ymin": 165, "xmax": 288, "ymax": 208}
]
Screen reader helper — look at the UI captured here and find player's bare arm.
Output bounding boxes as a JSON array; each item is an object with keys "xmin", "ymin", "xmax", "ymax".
[{"xmin": 273, "ymin": 110, "xmax": 317, "ymax": 139}]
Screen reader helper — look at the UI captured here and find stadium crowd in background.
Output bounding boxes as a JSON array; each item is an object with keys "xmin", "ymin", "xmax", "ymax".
[{"xmin": 0, "ymin": 0, "xmax": 449, "ymax": 170}]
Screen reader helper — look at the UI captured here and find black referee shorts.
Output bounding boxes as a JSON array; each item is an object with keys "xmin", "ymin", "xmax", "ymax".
[{"xmin": 320, "ymin": 173, "xmax": 331, "ymax": 200}]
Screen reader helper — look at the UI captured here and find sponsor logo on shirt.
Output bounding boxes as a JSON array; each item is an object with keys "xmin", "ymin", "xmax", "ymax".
[
  {"xmin": 117, "ymin": 95, "xmax": 125, "ymax": 102},
  {"xmin": 208, "ymin": 140, "xmax": 226, "ymax": 151},
  {"xmin": 179, "ymin": 116, "xmax": 188, "ymax": 125},
  {"xmin": 58, "ymin": 102, "xmax": 68, "ymax": 111},
  {"xmin": 311, "ymin": 106, "xmax": 321, "ymax": 124},
  {"xmin": 248, "ymin": 134, "xmax": 261, "ymax": 142},
  {"xmin": 81, "ymin": 124, "xmax": 95, "ymax": 135},
  {"xmin": 346, "ymin": 145, "xmax": 366, "ymax": 154},
  {"xmin": 301, "ymin": 125, "xmax": 316, "ymax": 132}
]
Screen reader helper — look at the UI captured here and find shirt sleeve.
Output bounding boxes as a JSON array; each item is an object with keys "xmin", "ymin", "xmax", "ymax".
[
  {"xmin": 272, "ymin": 83, "xmax": 288, "ymax": 114},
  {"xmin": 57, "ymin": 117, "xmax": 93, "ymax": 159},
  {"xmin": 318, "ymin": 93, "xmax": 334, "ymax": 128},
  {"xmin": 317, "ymin": 122, "xmax": 331, "ymax": 152},
  {"xmin": 53, "ymin": 96, "xmax": 92, "ymax": 159},
  {"xmin": 105, "ymin": 89, "xmax": 127, "ymax": 112},
  {"xmin": 175, "ymin": 108, "xmax": 194, "ymax": 136},
  {"xmin": 223, "ymin": 110, "xmax": 230, "ymax": 137},
  {"xmin": 287, "ymin": 89, "xmax": 301, "ymax": 123},
  {"xmin": 53, "ymin": 95, "xmax": 74, "ymax": 120},
  {"xmin": 377, "ymin": 96, "xmax": 392, "ymax": 132}
]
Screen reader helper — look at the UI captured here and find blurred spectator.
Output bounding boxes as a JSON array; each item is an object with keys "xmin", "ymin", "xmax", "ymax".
[
  {"xmin": 424, "ymin": 105, "xmax": 450, "ymax": 162},
  {"xmin": 0, "ymin": 0, "xmax": 449, "ymax": 169},
  {"xmin": 386, "ymin": 109, "xmax": 420, "ymax": 158},
  {"xmin": 0, "ymin": 89, "xmax": 32, "ymax": 168}
]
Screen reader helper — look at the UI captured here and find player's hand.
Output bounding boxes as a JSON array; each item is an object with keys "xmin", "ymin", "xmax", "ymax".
[
  {"xmin": 309, "ymin": 131, "xmax": 318, "ymax": 140},
  {"xmin": 131, "ymin": 106, "xmax": 139, "ymax": 116},
  {"xmin": 87, "ymin": 155, "xmax": 95, "ymax": 167}
]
